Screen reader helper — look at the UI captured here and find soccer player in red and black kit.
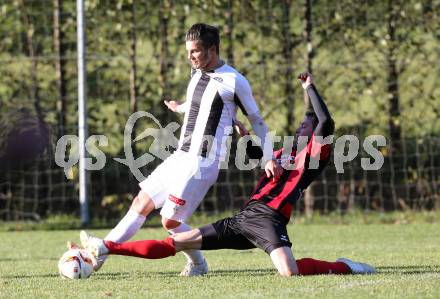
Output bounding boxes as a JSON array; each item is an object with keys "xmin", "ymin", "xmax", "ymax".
[{"xmin": 80, "ymin": 72, "xmax": 376, "ymax": 276}]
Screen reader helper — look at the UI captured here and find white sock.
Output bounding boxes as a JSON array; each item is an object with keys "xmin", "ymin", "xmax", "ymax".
[
  {"xmin": 105, "ymin": 209, "xmax": 146, "ymax": 243},
  {"xmin": 168, "ymin": 223, "xmax": 205, "ymax": 264}
]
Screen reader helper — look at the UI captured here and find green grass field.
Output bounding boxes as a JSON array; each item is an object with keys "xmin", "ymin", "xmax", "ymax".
[{"xmin": 1, "ymin": 222, "xmax": 440, "ymax": 299}]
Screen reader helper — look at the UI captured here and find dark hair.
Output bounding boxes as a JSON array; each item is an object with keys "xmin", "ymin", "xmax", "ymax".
[
  {"xmin": 305, "ymin": 111, "xmax": 319, "ymax": 128},
  {"xmin": 185, "ymin": 23, "xmax": 220, "ymax": 54}
]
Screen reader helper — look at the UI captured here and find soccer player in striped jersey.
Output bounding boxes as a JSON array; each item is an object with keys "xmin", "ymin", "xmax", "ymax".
[
  {"xmin": 81, "ymin": 72, "xmax": 376, "ymax": 276},
  {"xmin": 84, "ymin": 23, "xmax": 281, "ymax": 276}
]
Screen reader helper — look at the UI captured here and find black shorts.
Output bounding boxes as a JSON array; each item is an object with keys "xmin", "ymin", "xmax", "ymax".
[{"xmin": 199, "ymin": 200, "xmax": 292, "ymax": 254}]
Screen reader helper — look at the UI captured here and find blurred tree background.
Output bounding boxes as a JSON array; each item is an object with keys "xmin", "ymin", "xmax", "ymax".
[{"xmin": 0, "ymin": 0, "xmax": 439, "ymax": 221}]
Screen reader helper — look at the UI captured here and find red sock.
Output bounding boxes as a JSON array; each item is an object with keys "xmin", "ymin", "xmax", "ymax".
[
  {"xmin": 296, "ymin": 258, "xmax": 350, "ymax": 275},
  {"xmin": 104, "ymin": 237, "xmax": 176, "ymax": 259}
]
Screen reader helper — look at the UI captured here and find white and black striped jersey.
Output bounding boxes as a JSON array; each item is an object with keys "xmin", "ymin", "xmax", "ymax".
[{"xmin": 178, "ymin": 63, "xmax": 260, "ymax": 160}]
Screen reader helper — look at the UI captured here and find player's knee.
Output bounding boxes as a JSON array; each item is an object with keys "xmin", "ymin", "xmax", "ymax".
[
  {"xmin": 275, "ymin": 259, "xmax": 299, "ymax": 276},
  {"xmin": 278, "ymin": 263, "xmax": 299, "ymax": 276},
  {"xmin": 131, "ymin": 191, "xmax": 154, "ymax": 216},
  {"xmin": 278, "ymin": 267, "xmax": 299, "ymax": 277},
  {"xmin": 162, "ymin": 217, "xmax": 181, "ymax": 230}
]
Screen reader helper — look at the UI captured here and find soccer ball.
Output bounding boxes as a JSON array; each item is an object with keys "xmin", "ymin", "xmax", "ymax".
[{"xmin": 58, "ymin": 249, "xmax": 94, "ymax": 279}]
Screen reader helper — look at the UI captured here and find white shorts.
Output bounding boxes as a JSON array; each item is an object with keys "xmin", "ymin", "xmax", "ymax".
[{"xmin": 139, "ymin": 150, "xmax": 220, "ymax": 222}]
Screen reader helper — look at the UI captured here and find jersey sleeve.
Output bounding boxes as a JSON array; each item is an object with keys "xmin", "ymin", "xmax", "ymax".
[
  {"xmin": 245, "ymin": 138, "xmax": 264, "ymax": 160},
  {"xmin": 234, "ymin": 75, "xmax": 259, "ymax": 116}
]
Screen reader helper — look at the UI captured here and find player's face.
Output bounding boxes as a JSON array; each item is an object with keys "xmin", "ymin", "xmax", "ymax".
[
  {"xmin": 295, "ymin": 116, "xmax": 314, "ymax": 141},
  {"xmin": 186, "ymin": 40, "xmax": 214, "ymax": 70}
]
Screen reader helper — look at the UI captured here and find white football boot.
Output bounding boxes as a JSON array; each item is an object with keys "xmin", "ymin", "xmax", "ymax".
[
  {"xmin": 66, "ymin": 241, "xmax": 99, "ymax": 270},
  {"xmin": 80, "ymin": 230, "xmax": 109, "ymax": 271},
  {"xmin": 179, "ymin": 258, "xmax": 209, "ymax": 276},
  {"xmin": 337, "ymin": 257, "xmax": 376, "ymax": 274}
]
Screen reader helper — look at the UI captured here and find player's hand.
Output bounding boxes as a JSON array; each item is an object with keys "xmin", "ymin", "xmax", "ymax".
[
  {"xmin": 264, "ymin": 159, "xmax": 283, "ymax": 181},
  {"xmin": 164, "ymin": 100, "xmax": 181, "ymax": 112},
  {"xmin": 233, "ymin": 120, "xmax": 249, "ymax": 136},
  {"xmin": 298, "ymin": 71, "xmax": 313, "ymax": 90}
]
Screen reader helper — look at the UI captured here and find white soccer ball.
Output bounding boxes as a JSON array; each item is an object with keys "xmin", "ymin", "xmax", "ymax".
[{"xmin": 58, "ymin": 249, "xmax": 94, "ymax": 279}]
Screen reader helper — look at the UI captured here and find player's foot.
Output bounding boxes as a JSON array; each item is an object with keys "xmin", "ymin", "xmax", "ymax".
[
  {"xmin": 179, "ymin": 259, "xmax": 208, "ymax": 277},
  {"xmin": 80, "ymin": 230, "xmax": 109, "ymax": 271},
  {"xmin": 66, "ymin": 240, "xmax": 99, "ymax": 269},
  {"xmin": 67, "ymin": 241, "xmax": 80, "ymax": 250},
  {"xmin": 337, "ymin": 258, "xmax": 376, "ymax": 274}
]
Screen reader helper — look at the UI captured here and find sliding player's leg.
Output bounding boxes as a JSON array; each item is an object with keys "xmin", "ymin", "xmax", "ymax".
[
  {"xmin": 105, "ymin": 228, "xmax": 203, "ymax": 258},
  {"xmin": 269, "ymin": 247, "xmax": 352, "ymax": 276},
  {"xmin": 271, "ymin": 250, "xmax": 377, "ymax": 276},
  {"xmin": 171, "ymin": 228, "xmax": 204, "ymax": 251},
  {"xmin": 83, "ymin": 228, "xmax": 208, "ymax": 261},
  {"xmin": 84, "ymin": 215, "xmax": 255, "ymax": 262},
  {"xmin": 269, "ymin": 247, "xmax": 299, "ymax": 276},
  {"xmin": 82, "ymin": 229, "xmax": 201, "ymax": 260}
]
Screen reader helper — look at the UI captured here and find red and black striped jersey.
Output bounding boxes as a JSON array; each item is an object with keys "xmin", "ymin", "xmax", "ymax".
[{"xmin": 248, "ymin": 134, "xmax": 331, "ymax": 222}]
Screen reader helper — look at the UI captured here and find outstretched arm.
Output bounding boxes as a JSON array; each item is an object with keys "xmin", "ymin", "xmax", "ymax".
[
  {"xmin": 234, "ymin": 77, "xmax": 282, "ymax": 180},
  {"xmin": 298, "ymin": 72, "xmax": 334, "ymax": 137},
  {"xmin": 234, "ymin": 119, "xmax": 263, "ymax": 160}
]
